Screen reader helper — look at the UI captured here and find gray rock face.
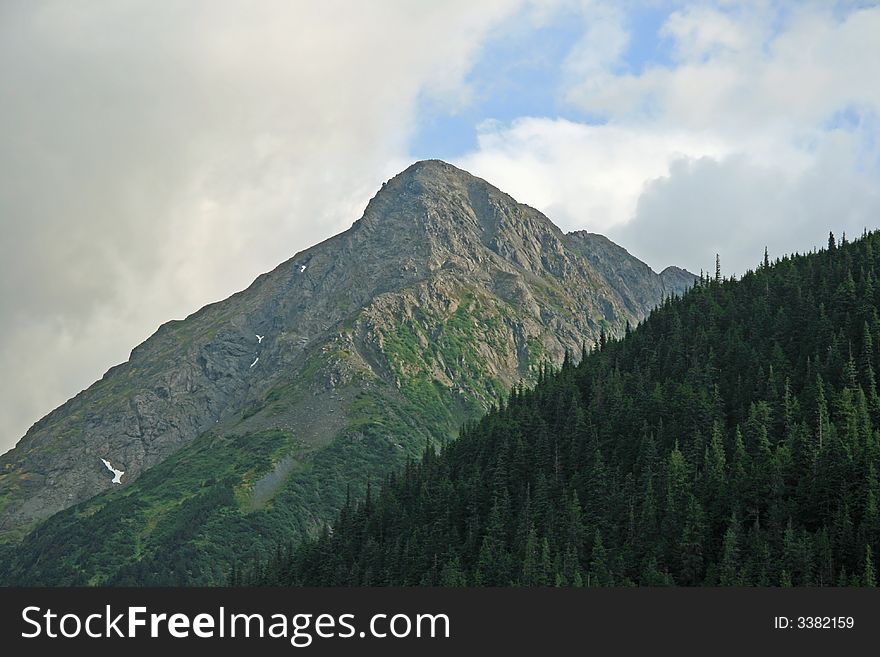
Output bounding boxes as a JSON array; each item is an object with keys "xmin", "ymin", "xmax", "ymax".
[
  {"xmin": 565, "ymin": 231, "xmax": 694, "ymax": 314},
  {"xmin": 0, "ymin": 160, "xmax": 696, "ymax": 541}
]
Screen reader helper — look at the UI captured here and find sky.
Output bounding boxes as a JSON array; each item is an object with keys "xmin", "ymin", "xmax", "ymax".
[{"xmin": 1, "ymin": 0, "xmax": 880, "ymax": 455}]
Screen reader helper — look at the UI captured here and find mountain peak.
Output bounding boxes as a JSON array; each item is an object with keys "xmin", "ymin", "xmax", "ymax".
[
  {"xmin": 399, "ymin": 158, "xmax": 459, "ymax": 175},
  {"xmin": 394, "ymin": 159, "xmax": 479, "ymax": 185},
  {"xmin": 0, "ymin": 160, "xmax": 695, "ymax": 560},
  {"xmin": 368, "ymin": 159, "xmax": 500, "ymax": 209},
  {"xmin": 358, "ymin": 159, "xmax": 553, "ymax": 245}
]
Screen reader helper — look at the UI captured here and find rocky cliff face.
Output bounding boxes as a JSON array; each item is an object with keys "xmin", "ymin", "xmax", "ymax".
[
  {"xmin": 0, "ymin": 160, "xmax": 695, "ymax": 559},
  {"xmin": 565, "ymin": 231, "xmax": 692, "ymax": 318}
]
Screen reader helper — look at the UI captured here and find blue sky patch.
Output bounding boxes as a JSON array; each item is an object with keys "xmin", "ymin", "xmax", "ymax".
[{"xmin": 410, "ymin": 2, "xmax": 677, "ymax": 161}]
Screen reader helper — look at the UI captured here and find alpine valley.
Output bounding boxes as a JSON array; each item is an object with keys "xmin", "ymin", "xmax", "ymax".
[{"xmin": 0, "ymin": 160, "xmax": 694, "ymax": 585}]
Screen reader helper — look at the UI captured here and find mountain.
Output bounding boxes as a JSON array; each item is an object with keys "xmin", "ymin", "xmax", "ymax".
[
  {"xmin": 0, "ymin": 160, "xmax": 693, "ymax": 584},
  {"xmin": 262, "ymin": 231, "xmax": 880, "ymax": 587},
  {"xmin": 565, "ymin": 231, "xmax": 694, "ymax": 317}
]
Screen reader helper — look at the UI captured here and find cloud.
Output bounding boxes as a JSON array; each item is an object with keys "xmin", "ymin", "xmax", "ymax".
[
  {"xmin": 613, "ymin": 144, "xmax": 880, "ymax": 276},
  {"xmin": 457, "ymin": 1, "xmax": 880, "ymax": 274},
  {"xmin": 573, "ymin": 2, "xmax": 880, "ymax": 137},
  {"xmin": 458, "ymin": 117, "xmax": 729, "ymax": 231},
  {"xmin": 661, "ymin": 4, "xmax": 760, "ymax": 63},
  {"xmin": 0, "ymin": 0, "xmax": 526, "ymax": 454},
  {"xmin": 561, "ymin": 1, "xmax": 628, "ymax": 79}
]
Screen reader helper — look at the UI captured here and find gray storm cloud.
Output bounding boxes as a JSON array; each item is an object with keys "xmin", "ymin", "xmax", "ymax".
[{"xmin": 610, "ymin": 152, "xmax": 880, "ymax": 278}]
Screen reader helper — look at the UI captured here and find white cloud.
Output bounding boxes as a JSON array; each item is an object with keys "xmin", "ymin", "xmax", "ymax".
[
  {"xmin": 561, "ymin": 2, "xmax": 629, "ymax": 78},
  {"xmin": 662, "ymin": 5, "xmax": 760, "ymax": 63},
  {"xmin": 459, "ymin": 1, "xmax": 880, "ymax": 275},
  {"xmin": 0, "ymin": 0, "xmax": 527, "ymax": 454},
  {"xmin": 458, "ymin": 117, "xmax": 729, "ymax": 231}
]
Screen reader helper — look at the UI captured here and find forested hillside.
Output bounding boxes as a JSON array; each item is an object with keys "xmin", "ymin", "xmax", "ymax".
[{"xmin": 256, "ymin": 232, "xmax": 880, "ymax": 586}]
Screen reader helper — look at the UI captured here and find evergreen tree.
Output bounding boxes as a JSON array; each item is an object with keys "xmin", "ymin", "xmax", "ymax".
[
  {"xmin": 718, "ymin": 514, "xmax": 744, "ymax": 586},
  {"xmin": 588, "ymin": 530, "xmax": 614, "ymax": 587}
]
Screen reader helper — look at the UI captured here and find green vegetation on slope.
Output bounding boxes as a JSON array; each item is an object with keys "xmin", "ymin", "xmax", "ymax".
[
  {"xmin": 0, "ymin": 387, "xmax": 432, "ymax": 586},
  {"xmin": 257, "ymin": 231, "xmax": 880, "ymax": 586},
  {"xmin": 2, "ymin": 429, "xmax": 296, "ymax": 585},
  {"xmin": 379, "ymin": 291, "xmax": 519, "ymax": 432}
]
